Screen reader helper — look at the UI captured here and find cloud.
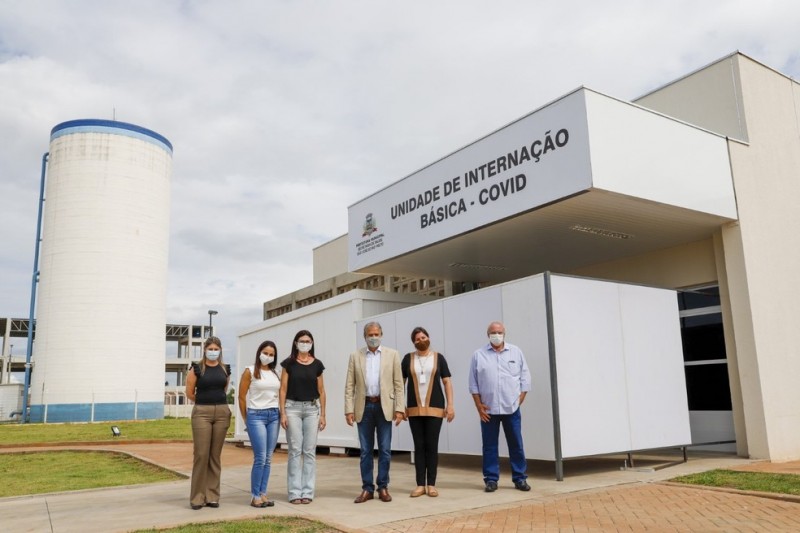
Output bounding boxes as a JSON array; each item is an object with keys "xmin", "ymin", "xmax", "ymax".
[{"xmin": 2, "ymin": 0, "xmax": 800, "ymax": 364}]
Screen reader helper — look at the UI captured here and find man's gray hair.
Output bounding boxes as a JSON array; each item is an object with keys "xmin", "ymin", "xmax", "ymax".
[
  {"xmin": 486, "ymin": 321, "xmax": 506, "ymax": 335},
  {"xmin": 363, "ymin": 321, "xmax": 383, "ymax": 336}
]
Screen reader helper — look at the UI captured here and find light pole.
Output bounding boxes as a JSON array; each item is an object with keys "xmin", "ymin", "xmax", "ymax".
[
  {"xmin": 207, "ymin": 310, "xmax": 218, "ymax": 337},
  {"xmin": 3, "ymin": 344, "xmax": 11, "ymax": 384}
]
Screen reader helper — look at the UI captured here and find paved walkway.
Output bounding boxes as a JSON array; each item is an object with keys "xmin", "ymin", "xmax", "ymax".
[{"xmin": 1, "ymin": 442, "xmax": 799, "ymax": 532}]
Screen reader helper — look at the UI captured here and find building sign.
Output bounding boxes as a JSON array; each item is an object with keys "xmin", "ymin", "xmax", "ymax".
[{"xmin": 348, "ymin": 89, "xmax": 593, "ymax": 271}]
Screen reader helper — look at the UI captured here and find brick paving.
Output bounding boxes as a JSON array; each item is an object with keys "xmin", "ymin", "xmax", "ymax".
[{"xmin": 367, "ymin": 483, "xmax": 800, "ymax": 532}]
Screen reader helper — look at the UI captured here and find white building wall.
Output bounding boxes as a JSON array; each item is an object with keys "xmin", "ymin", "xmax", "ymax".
[
  {"xmin": 569, "ymin": 238, "xmax": 718, "ymax": 288},
  {"xmin": 634, "ymin": 54, "xmax": 749, "ymax": 143},
  {"xmin": 721, "ymin": 56, "xmax": 800, "ymax": 460},
  {"xmin": 635, "ymin": 54, "xmax": 800, "ymax": 460},
  {"xmin": 30, "ymin": 121, "xmax": 172, "ymax": 422},
  {"xmin": 586, "ymin": 90, "xmax": 737, "ymax": 219},
  {"xmin": 313, "ymin": 234, "xmax": 349, "ymax": 283}
]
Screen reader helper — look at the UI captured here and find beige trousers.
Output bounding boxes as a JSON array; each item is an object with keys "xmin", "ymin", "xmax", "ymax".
[{"xmin": 190, "ymin": 404, "xmax": 231, "ymax": 506}]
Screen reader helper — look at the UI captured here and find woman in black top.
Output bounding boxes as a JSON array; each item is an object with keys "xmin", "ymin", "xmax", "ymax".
[
  {"xmin": 279, "ymin": 329, "xmax": 326, "ymax": 503},
  {"xmin": 401, "ymin": 326, "xmax": 454, "ymax": 498},
  {"xmin": 186, "ymin": 336, "xmax": 231, "ymax": 510}
]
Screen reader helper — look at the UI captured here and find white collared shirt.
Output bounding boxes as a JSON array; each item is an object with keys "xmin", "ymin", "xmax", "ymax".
[{"xmin": 365, "ymin": 346, "xmax": 381, "ymax": 397}]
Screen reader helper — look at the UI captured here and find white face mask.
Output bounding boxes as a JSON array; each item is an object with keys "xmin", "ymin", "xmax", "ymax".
[
  {"xmin": 488, "ymin": 333, "xmax": 504, "ymax": 347},
  {"xmin": 206, "ymin": 350, "xmax": 221, "ymax": 361},
  {"xmin": 296, "ymin": 341, "xmax": 313, "ymax": 353},
  {"xmin": 366, "ymin": 336, "xmax": 381, "ymax": 349},
  {"xmin": 259, "ymin": 354, "xmax": 274, "ymax": 366}
]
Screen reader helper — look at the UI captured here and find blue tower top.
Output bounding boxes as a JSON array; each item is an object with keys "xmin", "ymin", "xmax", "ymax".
[{"xmin": 51, "ymin": 119, "xmax": 173, "ymax": 154}]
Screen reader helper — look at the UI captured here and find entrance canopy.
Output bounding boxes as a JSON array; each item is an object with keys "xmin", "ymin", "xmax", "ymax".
[{"xmin": 348, "ymin": 88, "xmax": 736, "ymax": 283}]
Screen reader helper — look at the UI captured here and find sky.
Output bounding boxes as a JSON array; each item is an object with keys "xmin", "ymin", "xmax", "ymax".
[{"xmin": 2, "ymin": 0, "xmax": 800, "ymax": 369}]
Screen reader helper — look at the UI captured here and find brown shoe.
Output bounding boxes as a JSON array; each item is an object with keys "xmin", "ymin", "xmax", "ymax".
[
  {"xmin": 354, "ymin": 490, "xmax": 374, "ymax": 503},
  {"xmin": 378, "ymin": 488, "xmax": 392, "ymax": 502},
  {"xmin": 410, "ymin": 486, "xmax": 426, "ymax": 497}
]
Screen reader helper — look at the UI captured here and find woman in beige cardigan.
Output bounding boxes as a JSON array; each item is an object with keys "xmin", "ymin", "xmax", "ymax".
[{"xmin": 401, "ymin": 326, "xmax": 455, "ymax": 497}]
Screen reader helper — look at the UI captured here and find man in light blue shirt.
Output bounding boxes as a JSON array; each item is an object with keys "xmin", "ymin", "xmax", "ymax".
[{"xmin": 469, "ymin": 321, "xmax": 532, "ymax": 492}]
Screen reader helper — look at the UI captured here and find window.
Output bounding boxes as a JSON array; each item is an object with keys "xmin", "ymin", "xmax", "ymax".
[{"xmin": 677, "ymin": 285, "xmax": 731, "ymax": 412}]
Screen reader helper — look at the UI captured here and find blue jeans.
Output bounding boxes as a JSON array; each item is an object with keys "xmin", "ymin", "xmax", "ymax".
[
  {"xmin": 357, "ymin": 401, "xmax": 393, "ymax": 492},
  {"xmin": 284, "ymin": 399, "xmax": 320, "ymax": 500},
  {"xmin": 480, "ymin": 408, "xmax": 527, "ymax": 484},
  {"xmin": 246, "ymin": 407, "xmax": 280, "ymax": 500}
]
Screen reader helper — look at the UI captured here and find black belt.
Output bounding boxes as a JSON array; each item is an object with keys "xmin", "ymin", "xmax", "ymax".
[{"xmin": 366, "ymin": 396, "xmax": 381, "ymax": 403}]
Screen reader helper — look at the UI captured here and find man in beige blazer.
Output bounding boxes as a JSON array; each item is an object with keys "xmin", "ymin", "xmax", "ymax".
[{"xmin": 345, "ymin": 321, "xmax": 404, "ymax": 503}]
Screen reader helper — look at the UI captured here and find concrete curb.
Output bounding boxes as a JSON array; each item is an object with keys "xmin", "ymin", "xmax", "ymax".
[
  {"xmin": 659, "ymin": 481, "xmax": 800, "ymax": 504},
  {"xmin": 0, "ymin": 439, "xmax": 193, "ymax": 449}
]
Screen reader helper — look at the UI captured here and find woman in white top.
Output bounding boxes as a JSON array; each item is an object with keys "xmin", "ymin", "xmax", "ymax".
[{"xmin": 238, "ymin": 340, "xmax": 281, "ymax": 507}]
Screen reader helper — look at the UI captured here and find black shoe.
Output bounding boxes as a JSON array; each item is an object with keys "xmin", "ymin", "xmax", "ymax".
[
  {"xmin": 514, "ymin": 480, "xmax": 531, "ymax": 491},
  {"xmin": 190, "ymin": 504, "xmax": 203, "ymax": 510},
  {"xmin": 484, "ymin": 481, "xmax": 498, "ymax": 492},
  {"xmin": 206, "ymin": 502, "xmax": 220, "ymax": 508}
]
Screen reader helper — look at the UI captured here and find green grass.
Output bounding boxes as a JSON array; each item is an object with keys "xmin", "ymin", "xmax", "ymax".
[
  {"xmin": 0, "ymin": 417, "xmax": 200, "ymax": 445},
  {"xmin": 0, "ymin": 450, "xmax": 184, "ymax": 496},
  {"xmin": 0, "ymin": 417, "xmax": 342, "ymax": 533},
  {"xmin": 134, "ymin": 517, "xmax": 342, "ymax": 533},
  {"xmin": 671, "ymin": 469, "xmax": 800, "ymax": 495}
]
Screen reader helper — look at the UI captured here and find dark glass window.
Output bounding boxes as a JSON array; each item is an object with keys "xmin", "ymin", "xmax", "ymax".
[
  {"xmin": 677, "ymin": 287, "xmax": 720, "ymax": 310},
  {"xmin": 684, "ymin": 364, "xmax": 733, "ymax": 410},
  {"xmin": 678, "ymin": 285, "xmax": 732, "ymax": 412},
  {"xmin": 681, "ymin": 313, "xmax": 722, "ymax": 328},
  {"xmin": 680, "ymin": 313, "xmax": 726, "ymax": 362}
]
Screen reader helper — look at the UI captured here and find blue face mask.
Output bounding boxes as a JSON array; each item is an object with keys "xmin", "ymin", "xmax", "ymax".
[{"xmin": 206, "ymin": 350, "xmax": 220, "ymax": 361}]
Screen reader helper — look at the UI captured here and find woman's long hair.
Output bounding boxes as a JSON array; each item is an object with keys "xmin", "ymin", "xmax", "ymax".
[
  {"xmin": 201, "ymin": 336, "xmax": 227, "ymax": 376},
  {"xmin": 253, "ymin": 340, "xmax": 278, "ymax": 379},
  {"xmin": 289, "ymin": 329, "xmax": 315, "ymax": 361}
]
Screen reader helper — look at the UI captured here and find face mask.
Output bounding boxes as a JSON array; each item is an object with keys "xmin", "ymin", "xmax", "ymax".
[
  {"xmin": 206, "ymin": 350, "xmax": 220, "ymax": 361},
  {"xmin": 488, "ymin": 334, "xmax": 504, "ymax": 347},
  {"xmin": 366, "ymin": 336, "xmax": 381, "ymax": 349},
  {"xmin": 259, "ymin": 354, "xmax": 274, "ymax": 366},
  {"xmin": 296, "ymin": 342, "xmax": 313, "ymax": 353},
  {"xmin": 414, "ymin": 339, "xmax": 430, "ymax": 352}
]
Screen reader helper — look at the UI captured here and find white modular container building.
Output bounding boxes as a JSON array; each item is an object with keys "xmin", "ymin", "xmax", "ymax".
[
  {"xmin": 239, "ymin": 273, "xmax": 691, "ymax": 479},
  {"xmin": 360, "ymin": 273, "xmax": 691, "ymax": 473},
  {"xmin": 29, "ymin": 119, "xmax": 172, "ymax": 422}
]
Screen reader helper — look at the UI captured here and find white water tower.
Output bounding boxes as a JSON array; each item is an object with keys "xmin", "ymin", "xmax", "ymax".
[{"xmin": 29, "ymin": 119, "xmax": 173, "ymax": 422}]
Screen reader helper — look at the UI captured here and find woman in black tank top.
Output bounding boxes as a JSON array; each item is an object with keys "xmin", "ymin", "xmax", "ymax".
[{"xmin": 186, "ymin": 336, "xmax": 231, "ymax": 509}]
